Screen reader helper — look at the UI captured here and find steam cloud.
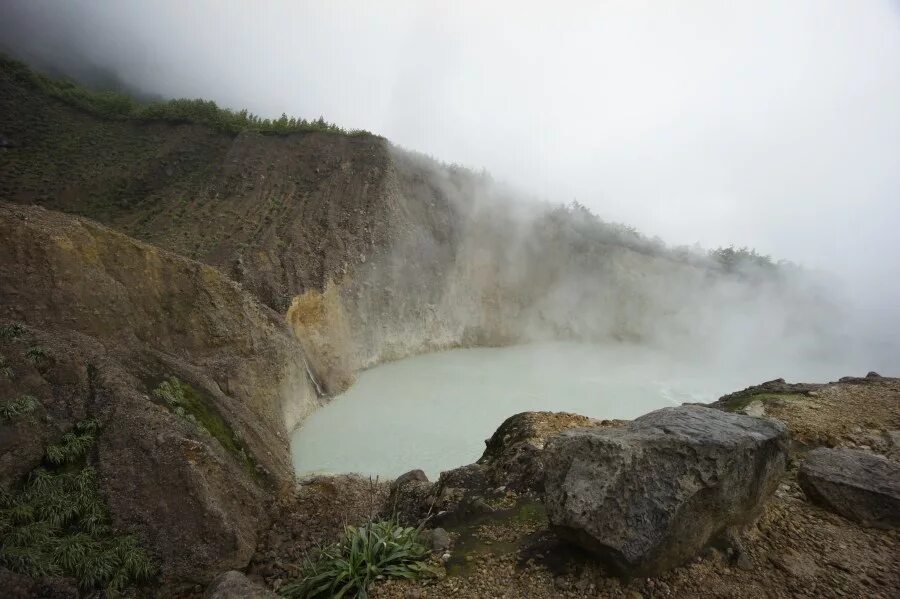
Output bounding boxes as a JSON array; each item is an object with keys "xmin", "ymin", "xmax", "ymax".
[{"xmin": 1, "ymin": 0, "xmax": 898, "ymax": 372}]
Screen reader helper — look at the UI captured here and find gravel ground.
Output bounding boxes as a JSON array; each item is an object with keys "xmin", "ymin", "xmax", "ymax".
[{"xmin": 255, "ymin": 376, "xmax": 900, "ymax": 598}]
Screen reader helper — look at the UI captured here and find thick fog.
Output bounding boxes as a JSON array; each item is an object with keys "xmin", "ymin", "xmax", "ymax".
[{"xmin": 2, "ymin": 1, "xmax": 899, "ymax": 370}]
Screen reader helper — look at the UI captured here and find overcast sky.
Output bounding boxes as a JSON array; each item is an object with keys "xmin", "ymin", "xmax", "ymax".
[{"xmin": 2, "ymin": 1, "xmax": 899, "ymax": 314}]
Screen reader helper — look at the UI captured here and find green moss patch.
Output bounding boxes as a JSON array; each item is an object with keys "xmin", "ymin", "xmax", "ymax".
[
  {"xmin": 152, "ymin": 377, "xmax": 258, "ymax": 479},
  {"xmin": 719, "ymin": 392, "xmax": 809, "ymax": 413},
  {"xmin": 444, "ymin": 498, "xmax": 548, "ymax": 578}
]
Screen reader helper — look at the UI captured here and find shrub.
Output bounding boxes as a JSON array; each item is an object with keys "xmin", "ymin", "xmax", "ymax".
[
  {"xmin": 710, "ymin": 245, "xmax": 775, "ymax": 272},
  {"xmin": 0, "ymin": 420, "xmax": 155, "ymax": 591},
  {"xmin": 0, "ymin": 395, "xmax": 39, "ymax": 422},
  {"xmin": 279, "ymin": 521, "xmax": 438, "ymax": 599}
]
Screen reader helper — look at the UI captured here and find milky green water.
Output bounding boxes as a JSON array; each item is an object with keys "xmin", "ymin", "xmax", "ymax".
[{"xmin": 290, "ymin": 343, "xmax": 847, "ymax": 479}]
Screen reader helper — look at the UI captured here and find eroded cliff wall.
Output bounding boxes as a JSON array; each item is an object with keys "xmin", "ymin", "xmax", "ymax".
[
  {"xmin": 0, "ymin": 55, "xmax": 837, "ymax": 395},
  {"xmin": 0, "ymin": 202, "xmax": 318, "ymax": 584}
]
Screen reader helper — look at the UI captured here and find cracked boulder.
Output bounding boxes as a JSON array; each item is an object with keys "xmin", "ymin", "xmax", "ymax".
[
  {"xmin": 543, "ymin": 405, "xmax": 789, "ymax": 575},
  {"xmin": 798, "ymin": 447, "xmax": 900, "ymax": 529}
]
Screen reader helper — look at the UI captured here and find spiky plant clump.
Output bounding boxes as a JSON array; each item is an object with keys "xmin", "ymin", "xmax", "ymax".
[
  {"xmin": 0, "ymin": 420, "xmax": 155, "ymax": 591},
  {"xmin": 0, "ymin": 395, "xmax": 39, "ymax": 422},
  {"xmin": 0, "ymin": 354, "xmax": 14, "ymax": 379},
  {"xmin": 0, "ymin": 323, "xmax": 26, "ymax": 340},
  {"xmin": 44, "ymin": 419, "xmax": 100, "ymax": 465},
  {"xmin": 24, "ymin": 346, "xmax": 51, "ymax": 366},
  {"xmin": 279, "ymin": 521, "xmax": 439, "ymax": 599}
]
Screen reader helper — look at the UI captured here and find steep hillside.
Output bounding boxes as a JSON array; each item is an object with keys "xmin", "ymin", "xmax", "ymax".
[
  {"xmin": 0, "ymin": 57, "xmax": 839, "ymax": 397},
  {"xmin": 0, "ymin": 202, "xmax": 318, "ymax": 588},
  {"xmin": 0, "ymin": 55, "xmax": 394, "ymax": 312}
]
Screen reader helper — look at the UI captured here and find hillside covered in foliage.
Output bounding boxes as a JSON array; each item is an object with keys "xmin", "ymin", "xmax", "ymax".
[{"xmin": 0, "ymin": 54, "xmax": 373, "ymax": 137}]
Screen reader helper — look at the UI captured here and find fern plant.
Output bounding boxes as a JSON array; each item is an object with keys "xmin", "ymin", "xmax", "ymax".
[
  {"xmin": 0, "ymin": 395, "xmax": 39, "ymax": 422},
  {"xmin": 0, "ymin": 419, "xmax": 155, "ymax": 592},
  {"xmin": 279, "ymin": 520, "xmax": 438, "ymax": 599},
  {"xmin": 44, "ymin": 419, "xmax": 100, "ymax": 465},
  {"xmin": 0, "ymin": 354, "xmax": 14, "ymax": 379}
]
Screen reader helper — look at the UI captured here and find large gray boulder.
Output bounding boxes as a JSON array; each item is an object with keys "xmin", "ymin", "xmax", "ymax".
[
  {"xmin": 543, "ymin": 405, "xmax": 789, "ymax": 575},
  {"xmin": 798, "ymin": 447, "xmax": 900, "ymax": 528},
  {"xmin": 477, "ymin": 411, "xmax": 626, "ymax": 492}
]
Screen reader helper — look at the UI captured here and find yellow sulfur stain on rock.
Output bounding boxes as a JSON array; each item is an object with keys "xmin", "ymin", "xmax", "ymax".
[{"xmin": 287, "ymin": 282, "xmax": 357, "ymax": 397}]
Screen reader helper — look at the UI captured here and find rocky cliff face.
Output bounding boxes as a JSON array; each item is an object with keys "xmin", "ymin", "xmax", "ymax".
[
  {"xmin": 0, "ymin": 202, "xmax": 318, "ymax": 585},
  {"xmin": 1, "ymin": 62, "xmax": 839, "ymax": 397}
]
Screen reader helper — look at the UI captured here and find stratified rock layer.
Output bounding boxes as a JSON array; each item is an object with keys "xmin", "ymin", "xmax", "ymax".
[
  {"xmin": 543, "ymin": 405, "xmax": 789, "ymax": 575},
  {"xmin": 798, "ymin": 447, "xmax": 900, "ymax": 529}
]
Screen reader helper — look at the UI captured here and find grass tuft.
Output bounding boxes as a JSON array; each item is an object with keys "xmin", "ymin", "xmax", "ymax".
[
  {"xmin": 0, "ymin": 354, "xmax": 14, "ymax": 379},
  {"xmin": 0, "ymin": 323, "xmax": 27, "ymax": 341},
  {"xmin": 0, "ymin": 395, "xmax": 39, "ymax": 422},
  {"xmin": 279, "ymin": 520, "xmax": 439, "ymax": 599},
  {"xmin": 24, "ymin": 346, "xmax": 52, "ymax": 367},
  {"xmin": 44, "ymin": 419, "xmax": 100, "ymax": 465},
  {"xmin": 0, "ymin": 419, "xmax": 155, "ymax": 591}
]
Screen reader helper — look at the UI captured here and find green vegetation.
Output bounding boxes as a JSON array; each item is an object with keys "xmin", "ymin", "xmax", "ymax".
[
  {"xmin": 0, "ymin": 323, "xmax": 27, "ymax": 341},
  {"xmin": 280, "ymin": 520, "xmax": 438, "ymax": 599},
  {"xmin": 710, "ymin": 245, "xmax": 776, "ymax": 272},
  {"xmin": 0, "ymin": 419, "xmax": 154, "ymax": 591},
  {"xmin": 153, "ymin": 377, "xmax": 210, "ymax": 436},
  {"xmin": 443, "ymin": 498, "xmax": 547, "ymax": 578},
  {"xmin": 44, "ymin": 419, "xmax": 100, "ymax": 465},
  {"xmin": 2, "ymin": 54, "xmax": 372, "ymax": 137},
  {"xmin": 0, "ymin": 395, "xmax": 39, "ymax": 422},
  {"xmin": 0, "ymin": 354, "xmax": 14, "ymax": 379},
  {"xmin": 152, "ymin": 377, "xmax": 256, "ymax": 475},
  {"xmin": 24, "ymin": 346, "xmax": 51, "ymax": 366},
  {"xmin": 719, "ymin": 392, "xmax": 808, "ymax": 413}
]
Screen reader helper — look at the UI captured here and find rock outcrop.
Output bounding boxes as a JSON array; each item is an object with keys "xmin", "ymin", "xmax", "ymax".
[
  {"xmin": 388, "ymin": 413, "xmax": 621, "ymax": 525},
  {"xmin": 543, "ymin": 405, "xmax": 789, "ymax": 575},
  {"xmin": 798, "ymin": 447, "xmax": 900, "ymax": 529},
  {"xmin": 0, "ymin": 202, "xmax": 319, "ymax": 585},
  {"xmin": 477, "ymin": 411, "xmax": 626, "ymax": 492},
  {"xmin": 205, "ymin": 571, "xmax": 277, "ymax": 599}
]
